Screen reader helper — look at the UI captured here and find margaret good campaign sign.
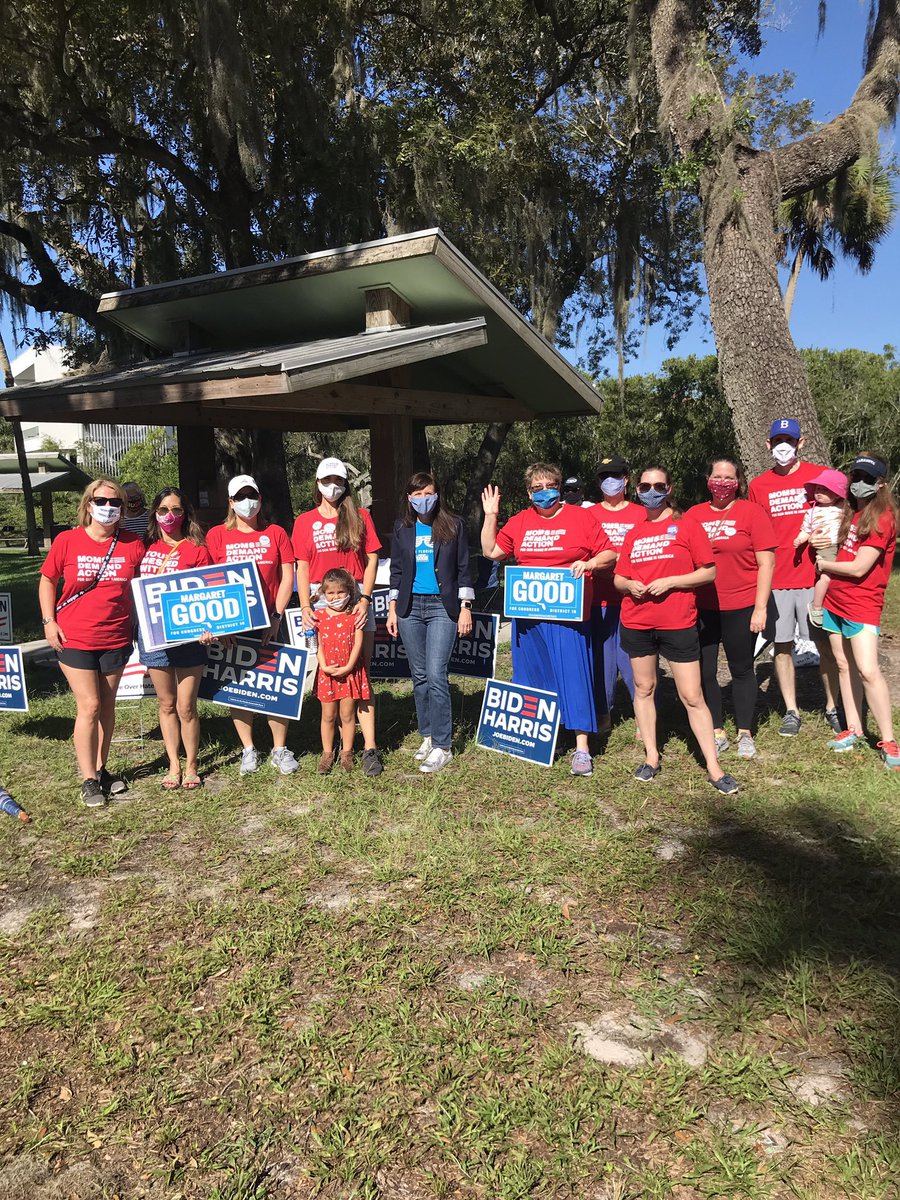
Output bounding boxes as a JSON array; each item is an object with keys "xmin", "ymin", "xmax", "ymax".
[
  {"xmin": 0, "ymin": 647, "xmax": 28, "ymax": 714},
  {"xmin": 370, "ymin": 612, "xmax": 499, "ymax": 681},
  {"xmin": 159, "ymin": 583, "xmax": 251, "ymax": 643},
  {"xmin": 476, "ymin": 679, "xmax": 560, "ymax": 767},
  {"xmin": 199, "ymin": 637, "xmax": 309, "ymax": 719},
  {"xmin": 133, "ymin": 560, "xmax": 269, "ymax": 651},
  {"xmin": 502, "ymin": 566, "xmax": 589, "ymax": 622}
]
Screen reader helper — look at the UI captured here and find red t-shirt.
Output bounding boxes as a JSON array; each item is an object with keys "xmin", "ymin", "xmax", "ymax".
[
  {"xmin": 747, "ymin": 461, "xmax": 820, "ymax": 589},
  {"xmin": 616, "ymin": 517, "xmax": 714, "ymax": 630},
  {"xmin": 206, "ymin": 523, "xmax": 294, "ymax": 611},
  {"xmin": 825, "ymin": 510, "xmax": 897, "ymax": 626},
  {"xmin": 495, "ymin": 504, "xmax": 610, "ymax": 566},
  {"xmin": 41, "ymin": 527, "xmax": 146, "ymax": 650},
  {"xmin": 140, "ymin": 539, "xmax": 212, "ymax": 576},
  {"xmin": 291, "ymin": 507, "xmax": 382, "ymax": 582},
  {"xmin": 686, "ymin": 499, "xmax": 776, "ymax": 611},
  {"xmin": 591, "ymin": 501, "xmax": 646, "ymax": 606}
]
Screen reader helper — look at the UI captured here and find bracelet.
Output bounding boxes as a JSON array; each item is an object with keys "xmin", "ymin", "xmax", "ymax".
[
  {"xmin": 301, "ymin": 604, "xmax": 313, "ymax": 611},
  {"xmin": 359, "ymin": 593, "xmax": 372, "ymax": 602}
]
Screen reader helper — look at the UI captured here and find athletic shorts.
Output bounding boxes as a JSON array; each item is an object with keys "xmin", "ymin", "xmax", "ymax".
[
  {"xmin": 773, "ymin": 587, "xmax": 814, "ymax": 643},
  {"xmin": 822, "ymin": 609, "xmax": 880, "ymax": 639},
  {"xmin": 57, "ymin": 644, "xmax": 132, "ymax": 673},
  {"xmin": 620, "ymin": 625, "xmax": 700, "ymax": 664}
]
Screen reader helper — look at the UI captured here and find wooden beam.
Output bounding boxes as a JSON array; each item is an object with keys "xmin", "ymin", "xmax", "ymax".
[
  {"xmin": 364, "ymin": 286, "xmax": 411, "ymax": 331},
  {"xmin": 0, "ymin": 403, "xmax": 350, "ymax": 433}
]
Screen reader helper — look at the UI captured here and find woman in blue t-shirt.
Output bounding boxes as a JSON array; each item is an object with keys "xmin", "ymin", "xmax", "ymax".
[{"xmin": 386, "ymin": 472, "xmax": 475, "ymax": 774}]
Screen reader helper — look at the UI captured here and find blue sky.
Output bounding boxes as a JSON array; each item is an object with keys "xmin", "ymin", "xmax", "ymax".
[{"xmin": 2, "ymin": 1, "xmax": 896, "ymax": 378}]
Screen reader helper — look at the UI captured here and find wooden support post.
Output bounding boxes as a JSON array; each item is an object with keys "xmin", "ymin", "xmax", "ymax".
[
  {"xmin": 177, "ymin": 425, "xmax": 220, "ymax": 525},
  {"xmin": 40, "ymin": 491, "xmax": 54, "ymax": 548},
  {"xmin": 364, "ymin": 286, "xmax": 411, "ymax": 331}
]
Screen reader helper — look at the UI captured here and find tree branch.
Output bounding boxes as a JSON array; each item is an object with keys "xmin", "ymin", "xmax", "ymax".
[{"xmin": 0, "ymin": 216, "xmax": 102, "ymax": 324}]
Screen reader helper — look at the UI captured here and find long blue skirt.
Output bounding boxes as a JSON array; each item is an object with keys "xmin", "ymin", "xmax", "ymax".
[{"xmin": 510, "ymin": 618, "xmax": 597, "ymax": 733}]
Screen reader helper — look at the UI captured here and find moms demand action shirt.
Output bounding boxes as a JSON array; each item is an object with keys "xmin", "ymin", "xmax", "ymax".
[
  {"xmin": 825, "ymin": 511, "xmax": 897, "ymax": 626},
  {"xmin": 206, "ymin": 524, "xmax": 294, "ymax": 610},
  {"xmin": 291, "ymin": 507, "xmax": 382, "ymax": 582},
  {"xmin": 616, "ymin": 517, "xmax": 714, "ymax": 630},
  {"xmin": 591, "ymin": 501, "xmax": 646, "ymax": 606},
  {"xmin": 747, "ymin": 461, "xmax": 819, "ymax": 589},
  {"xmin": 686, "ymin": 499, "xmax": 776, "ymax": 611},
  {"xmin": 41, "ymin": 527, "xmax": 146, "ymax": 650},
  {"xmin": 495, "ymin": 504, "xmax": 610, "ymax": 566},
  {"xmin": 141, "ymin": 539, "xmax": 212, "ymax": 576}
]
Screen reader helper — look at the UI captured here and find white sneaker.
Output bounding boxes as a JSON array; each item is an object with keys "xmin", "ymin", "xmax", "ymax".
[
  {"xmin": 413, "ymin": 737, "xmax": 433, "ymax": 762},
  {"xmin": 420, "ymin": 747, "xmax": 452, "ymax": 774},
  {"xmin": 239, "ymin": 747, "xmax": 259, "ymax": 776},
  {"xmin": 270, "ymin": 747, "xmax": 299, "ymax": 775}
]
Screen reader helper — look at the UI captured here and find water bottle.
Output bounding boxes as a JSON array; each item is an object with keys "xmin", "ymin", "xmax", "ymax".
[
  {"xmin": 0, "ymin": 788, "xmax": 30, "ymax": 822},
  {"xmin": 303, "ymin": 626, "xmax": 318, "ymax": 654}
]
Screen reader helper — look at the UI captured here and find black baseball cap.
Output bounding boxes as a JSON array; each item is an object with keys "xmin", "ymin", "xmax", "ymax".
[
  {"xmin": 597, "ymin": 453, "xmax": 629, "ymax": 476},
  {"xmin": 562, "ymin": 476, "xmax": 585, "ymax": 491}
]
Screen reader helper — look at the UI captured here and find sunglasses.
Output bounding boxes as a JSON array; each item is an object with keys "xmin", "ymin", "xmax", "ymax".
[
  {"xmin": 94, "ymin": 496, "xmax": 124, "ymax": 508},
  {"xmin": 157, "ymin": 505, "xmax": 185, "ymax": 516},
  {"xmin": 233, "ymin": 490, "xmax": 260, "ymax": 501},
  {"xmin": 637, "ymin": 482, "xmax": 669, "ymax": 493},
  {"xmin": 562, "ymin": 487, "xmax": 582, "ymax": 494},
  {"xmin": 850, "ymin": 471, "xmax": 878, "ymax": 483}
]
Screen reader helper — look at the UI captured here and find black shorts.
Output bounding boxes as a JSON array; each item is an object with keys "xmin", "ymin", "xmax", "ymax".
[
  {"xmin": 619, "ymin": 625, "xmax": 700, "ymax": 664},
  {"xmin": 57, "ymin": 644, "xmax": 132, "ymax": 674}
]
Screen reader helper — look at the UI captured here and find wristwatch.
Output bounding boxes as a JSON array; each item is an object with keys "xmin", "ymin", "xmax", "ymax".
[
  {"xmin": 359, "ymin": 593, "xmax": 372, "ymax": 602},
  {"xmin": 460, "ymin": 601, "xmax": 473, "ymax": 610},
  {"xmin": 42, "ymin": 616, "xmax": 54, "ymax": 626}
]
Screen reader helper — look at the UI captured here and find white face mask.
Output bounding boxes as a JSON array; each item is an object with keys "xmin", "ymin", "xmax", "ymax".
[
  {"xmin": 325, "ymin": 593, "xmax": 351, "ymax": 611},
  {"xmin": 319, "ymin": 482, "xmax": 345, "ymax": 503},
  {"xmin": 91, "ymin": 502, "xmax": 120, "ymax": 526},
  {"xmin": 233, "ymin": 498, "xmax": 261, "ymax": 520},
  {"xmin": 771, "ymin": 443, "xmax": 797, "ymax": 467}
]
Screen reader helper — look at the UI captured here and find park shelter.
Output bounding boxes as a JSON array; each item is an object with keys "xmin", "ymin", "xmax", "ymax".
[
  {"xmin": 0, "ymin": 452, "xmax": 92, "ymax": 547},
  {"xmin": 0, "ymin": 229, "xmax": 603, "ymax": 537}
]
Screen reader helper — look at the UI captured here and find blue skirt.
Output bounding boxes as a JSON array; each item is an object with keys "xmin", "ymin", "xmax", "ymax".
[
  {"xmin": 510, "ymin": 618, "xmax": 597, "ymax": 733},
  {"xmin": 137, "ymin": 626, "xmax": 208, "ymax": 670}
]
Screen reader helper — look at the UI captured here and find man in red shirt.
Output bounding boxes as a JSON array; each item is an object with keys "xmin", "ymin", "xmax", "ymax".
[{"xmin": 748, "ymin": 418, "xmax": 841, "ymax": 736}]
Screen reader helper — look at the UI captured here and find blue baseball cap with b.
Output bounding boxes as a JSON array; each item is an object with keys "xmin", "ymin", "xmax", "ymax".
[{"xmin": 769, "ymin": 418, "xmax": 801, "ymax": 440}]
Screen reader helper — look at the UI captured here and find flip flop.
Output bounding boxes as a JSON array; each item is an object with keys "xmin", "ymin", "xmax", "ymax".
[
  {"xmin": 181, "ymin": 774, "xmax": 203, "ymax": 790},
  {"xmin": 161, "ymin": 774, "xmax": 182, "ymax": 790}
]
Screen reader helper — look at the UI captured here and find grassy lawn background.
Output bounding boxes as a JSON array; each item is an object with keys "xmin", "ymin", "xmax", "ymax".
[{"xmin": 0, "ymin": 553, "xmax": 899, "ymax": 1198}]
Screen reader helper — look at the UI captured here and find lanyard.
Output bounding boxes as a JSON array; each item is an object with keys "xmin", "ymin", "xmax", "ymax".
[{"xmin": 57, "ymin": 531, "xmax": 120, "ymax": 612}]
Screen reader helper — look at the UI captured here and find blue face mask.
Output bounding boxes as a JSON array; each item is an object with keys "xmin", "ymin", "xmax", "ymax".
[
  {"xmin": 600, "ymin": 476, "xmax": 627, "ymax": 498},
  {"xmin": 638, "ymin": 485, "xmax": 670, "ymax": 509},
  {"xmin": 410, "ymin": 493, "xmax": 439, "ymax": 516},
  {"xmin": 531, "ymin": 488, "xmax": 560, "ymax": 509}
]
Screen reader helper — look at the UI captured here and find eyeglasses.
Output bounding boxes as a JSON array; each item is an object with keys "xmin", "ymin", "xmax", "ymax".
[
  {"xmin": 233, "ymin": 490, "xmax": 260, "ymax": 501},
  {"xmin": 94, "ymin": 496, "xmax": 124, "ymax": 508},
  {"xmin": 157, "ymin": 506, "xmax": 185, "ymax": 516},
  {"xmin": 637, "ymin": 482, "xmax": 668, "ymax": 493},
  {"xmin": 562, "ymin": 487, "xmax": 582, "ymax": 495}
]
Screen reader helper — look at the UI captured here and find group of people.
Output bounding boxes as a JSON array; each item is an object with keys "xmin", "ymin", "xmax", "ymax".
[{"xmin": 35, "ymin": 418, "xmax": 898, "ymax": 808}]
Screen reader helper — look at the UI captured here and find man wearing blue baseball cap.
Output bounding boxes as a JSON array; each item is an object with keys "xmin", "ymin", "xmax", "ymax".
[{"xmin": 748, "ymin": 419, "xmax": 841, "ymax": 735}]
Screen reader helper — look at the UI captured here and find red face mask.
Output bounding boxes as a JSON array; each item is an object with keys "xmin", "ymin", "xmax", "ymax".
[{"xmin": 707, "ymin": 478, "xmax": 739, "ymax": 502}]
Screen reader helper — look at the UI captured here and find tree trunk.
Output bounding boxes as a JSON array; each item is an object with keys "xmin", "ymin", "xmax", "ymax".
[
  {"xmin": 0, "ymin": 334, "xmax": 41, "ymax": 556},
  {"xmin": 462, "ymin": 422, "xmax": 512, "ymax": 541}
]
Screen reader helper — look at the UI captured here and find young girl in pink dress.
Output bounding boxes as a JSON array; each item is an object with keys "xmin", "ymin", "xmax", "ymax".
[{"xmin": 315, "ymin": 568, "xmax": 372, "ymax": 774}]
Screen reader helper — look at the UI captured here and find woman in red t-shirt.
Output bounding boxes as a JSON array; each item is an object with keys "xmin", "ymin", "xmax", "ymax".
[
  {"xmin": 206, "ymin": 475, "xmax": 297, "ymax": 777},
  {"xmin": 615, "ymin": 466, "xmax": 738, "ymax": 794},
  {"xmin": 291, "ymin": 457, "xmax": 383, "ymax": 777},
  {"xmin": 39, "ymin": 478, "xmax": 146, "ymax": 807},
  {"xmin": 815, "ymin": 451, "xmax": 899, "ymax": 769},
  {"xmin": 139, "ymin": 488, "xmax": 212, "ymax": 790},
  {"xmin": 686, "ymin": 456, "xmax": 776, "ymax": 761}
]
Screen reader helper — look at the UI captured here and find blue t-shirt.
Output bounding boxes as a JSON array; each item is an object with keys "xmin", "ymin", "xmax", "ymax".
[{"xmin": 411, "ymin": 521, "xmax": 439, "ymax": 594}]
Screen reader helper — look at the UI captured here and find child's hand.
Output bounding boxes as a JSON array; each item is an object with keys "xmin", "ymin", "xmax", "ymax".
[
  {"xmin": 330, "ymin": 665, "xmax": 350, "ymax": 679},
  {"xmin": 793, "ymin": 532, "xmax": 808, "ymax": 548}
]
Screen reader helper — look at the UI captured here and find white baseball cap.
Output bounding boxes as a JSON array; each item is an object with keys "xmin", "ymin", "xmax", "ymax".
[
  {"xmin": 227, "ymin": 474, "xmax": 260, "ymax": 497},
  {"xmin": 316, "ymin": 457, "xmax": 348, "ymax": 481}
]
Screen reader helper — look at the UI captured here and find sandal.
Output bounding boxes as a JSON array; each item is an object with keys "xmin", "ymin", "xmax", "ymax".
[
  {"xmin": 161, "ymin": 773, "xmax": 182, "ymax": 790},
  {"xmin": 181, "ymin": 774, "xmax": 203, "ymax": 790}
]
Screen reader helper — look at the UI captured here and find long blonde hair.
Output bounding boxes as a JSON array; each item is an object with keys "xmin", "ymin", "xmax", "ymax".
[{"xmin": 76, "ymin": 479, "xmax": 126, "ymax": 528}]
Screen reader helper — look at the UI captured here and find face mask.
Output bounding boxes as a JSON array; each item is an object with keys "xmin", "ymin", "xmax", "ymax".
[
  {"xmin": 850, "ymin": 480, "xmax": 878, "ymax": 501},
  {"xmin": 600, "ymin": 476, "xmax": 626, "ymax": 498},
  {"xmin": 410, "ymin": 493, "xmax": 439, "ymax": 516},
  {"xmin": 157, "ymin": 511, "xmax": 183, "ymax": 533},
  {"xmin": 707, "ymin": 478, "xmax": 739, "ymax": 503},
  {"xmin": 91, "ymin": 502, "xmax": 120, "ymax": 526},
  {"xmin": 531, "ymin": 488, "xmax": 560, "ymax": 509},
  {"xmin": 319, "ymin": 482, "xmax": 345, "ymax": 503},
  {"xmin": 771, "ymin": 443, "xmax": 797, "ymax": 467},
  {"xmin": 233, "ymin": 498, "xmax": 261, "ymax": 520},
  {"xmin": 638, "ymin": 486, "xmax": 670, "ymax": 509},
  {"xmin": 325, "ymin": 593, "xmax": 351, "ymax": 611}
]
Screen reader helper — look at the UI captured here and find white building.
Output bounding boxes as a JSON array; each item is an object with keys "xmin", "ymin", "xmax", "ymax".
[{"xmin": 12, "ymin": 346, "xmax": 173, "ymax": 470}]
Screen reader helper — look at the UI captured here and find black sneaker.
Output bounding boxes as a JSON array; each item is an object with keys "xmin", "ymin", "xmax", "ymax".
[
  {"xmin": 709, "ymin": 773, "xmax": 739, "ymax": 795},
  {"xmin": 361, "ymin": 748, "xmax": 383, "ymax": 778},
  {"xmin": 634, "ymin": 762, "xmax": 661, "ymax": 783},
  {"xmin": 99, "ymin": 768, "xmax": 127, "ymax": 796},
  {"xmin": 824, "ymin": 708, "xmax": 843, "ymax": 735},
  {"xmin": 81, "ymin": 778, "xmax": 105, "ymax": 808},
  {"xmin": 778, "ymin": 710, "xmax": 802, "ymax": 737}
]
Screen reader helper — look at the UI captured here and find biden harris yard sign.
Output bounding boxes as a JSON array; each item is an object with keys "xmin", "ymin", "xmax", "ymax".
[
  {"xmin": 199, "ymin": 637, "xmax": 309, "ymax": 719},
  {"xmin": 132, "ymin": 560, "xmax": 269, "ymax": 651},
  {"xmin": 502, "ymin": 566, "xmax": 589, "ymax": 622},
  {"xmin": 0, "ymin": 647, "xmax": 28, "ymax": 713},
  {"xmin": 476, "ymin": 679, "xmax": 560, "ymax": 767}
]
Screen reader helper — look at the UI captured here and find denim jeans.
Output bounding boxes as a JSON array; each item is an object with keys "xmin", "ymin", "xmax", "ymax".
[{"xmin": 397, "ymin": 594, "xmax": 457, "ymax": 749}]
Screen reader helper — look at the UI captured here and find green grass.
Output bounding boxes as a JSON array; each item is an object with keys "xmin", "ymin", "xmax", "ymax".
[
  {"xmin": 0, "ymin": 547, "xmax": 43, "ymax": 642},
  {"xmin": 0, "ymin": 564, "xmax": 899, "ymax": 1197}
]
